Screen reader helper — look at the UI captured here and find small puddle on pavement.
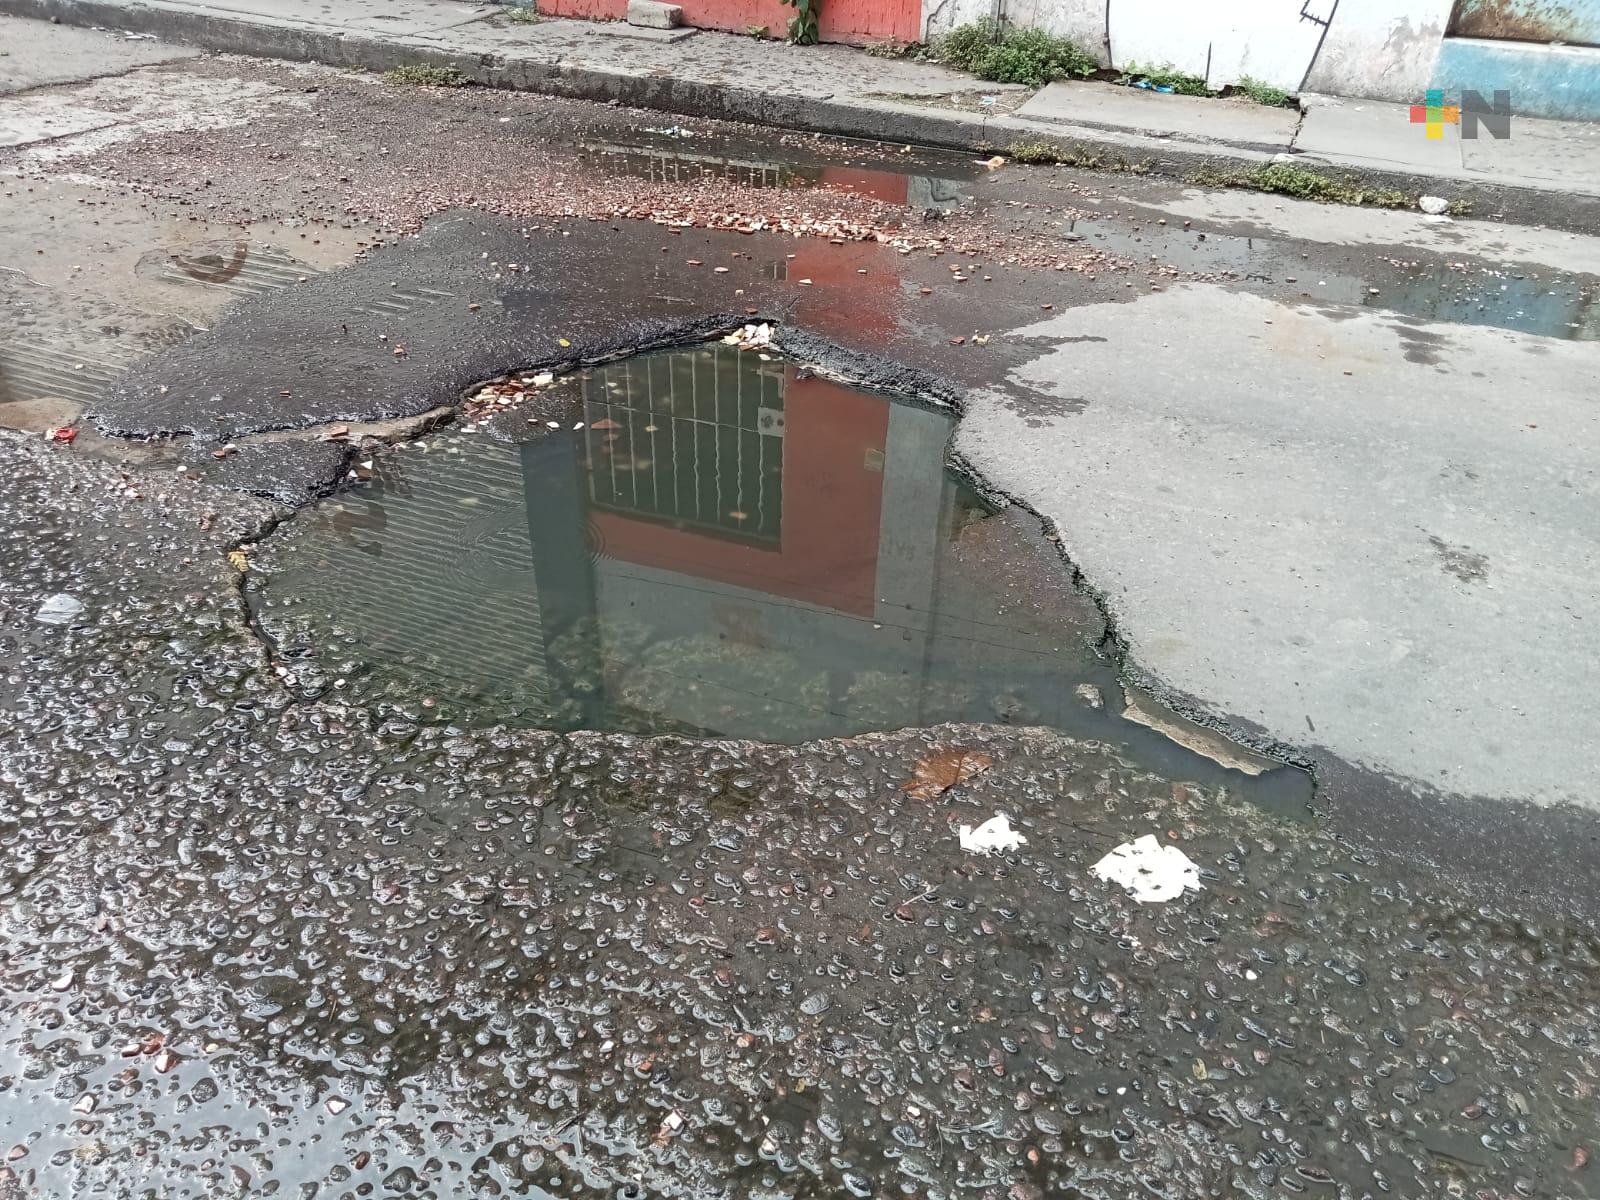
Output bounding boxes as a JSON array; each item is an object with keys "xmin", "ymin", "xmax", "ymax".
[
  {"xmin": 0, "ymin": 176, "xmax": 370, "ymax": 413},
  {"xmin": 1071, "ymin": 217, "xmax": 1600, "ymax": 340},
  {"xmin": 250, "ymin": 342, "xmax": 1311, "ymax": 814}
]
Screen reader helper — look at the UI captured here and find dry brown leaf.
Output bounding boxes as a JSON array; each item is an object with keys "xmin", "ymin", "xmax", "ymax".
[{"xmin": 899, "ymin": 748, "xmax": 994, "ymax": 801}]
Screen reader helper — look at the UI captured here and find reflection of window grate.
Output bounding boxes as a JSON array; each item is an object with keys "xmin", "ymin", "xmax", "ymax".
[
  {"xmin": 584, "ymin": 144, "xmax": 793, "ymax": 190},
  {"xmin": 582, "ymin": 345, "xmax": 785, "ymax": 544}
]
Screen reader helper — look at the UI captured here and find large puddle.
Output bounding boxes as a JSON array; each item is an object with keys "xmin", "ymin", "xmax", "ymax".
[{"xmin": 250, "ymin": 342, "xmax": 1311, "ymax": 810}]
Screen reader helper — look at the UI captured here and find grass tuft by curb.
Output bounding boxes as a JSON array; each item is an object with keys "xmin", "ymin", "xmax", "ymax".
[
  {"xmin": 1193, "ymin": 161, "xmax": 1413, "ymax": 208},
  {"xmin": 865, "ymin": 39, "xmax": 923, "ymax": 58},
  {"xmin": 1006, "ymin": 140, "xmax": 1061, "ymax": 164},
  {"xmin": 1003, "ymin": 140, "xmax": 1152, "ymax": 173},
  {"xmin": 383, "ymin": 64, "xmax": 470, "ymax": 87}
]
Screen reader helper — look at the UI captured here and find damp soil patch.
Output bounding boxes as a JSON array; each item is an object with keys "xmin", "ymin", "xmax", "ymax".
[{"xmin": 247, "ymin": 341, "xmax": 1311, "ymax": 812}]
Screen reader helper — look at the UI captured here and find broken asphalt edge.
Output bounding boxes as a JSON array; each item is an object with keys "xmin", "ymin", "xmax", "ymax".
[
  {"xmin": 7, "ymin": 0, "xmax": 1600, "ymax": 236},
  {"xmin": 664, "ymin": 323, "xmax": 1600, "ymax": 929},
  {"xmin": 144, "ymin": 297, "xmax": 1600, "ymax": 928}
]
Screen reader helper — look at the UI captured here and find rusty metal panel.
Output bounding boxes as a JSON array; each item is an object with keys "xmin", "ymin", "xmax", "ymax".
[{"xmin": 1448, "ymin": 0, "xmax": 1600, "ymax": 46}]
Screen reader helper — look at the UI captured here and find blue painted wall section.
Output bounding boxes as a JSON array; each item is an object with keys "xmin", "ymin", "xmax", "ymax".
[{"xmin": 1433, "ymin": 35, "xmax": 1600, "ymax": 118}]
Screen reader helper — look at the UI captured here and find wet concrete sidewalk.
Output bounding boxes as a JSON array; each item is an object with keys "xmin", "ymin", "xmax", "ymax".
[{"xmin": 3, "ymin": 0, "xmax": 1600, "ymax": 230}]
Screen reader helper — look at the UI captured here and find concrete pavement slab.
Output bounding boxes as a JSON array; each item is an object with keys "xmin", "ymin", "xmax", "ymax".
[
  {"xmin": 1018, "ymin": 80, "xmax": 1299, "ymax": 150},
  {"xmin": 1460, "ymin": 111, "xmax": 1600, "ymax": 193},
  {"xmin": 957, "ymin": 285, "xmax": 1600, "ymax": 811},
  {"xmin": 0, "ymin": 14, "xmax": 197, "ymax": 91},
  {"xmin": 1293, "ymin": 94, "xmax": 1472, "ymax": 177},
  {"xmin": 542, "ymin": 18, "xmax": 699, "ymax": 42},
  {"xmin": 424, "ymin": 16, "xmax": 996, "ymax": 97},
  {"xmin": 2, "ymin": 67, "xmax": 309, "ymax": 160},
  {"xmin": 0, "ymin": 97, "xmax": 119, "ymax": 144},
  {"xmin": 161, "ymin": 0, "xmax": 492, "ymax": 35},
  {"xmin": 1294, "ymin": 93, "xmax": 1600, "ymax": 199},
  {"xmin": 1121, "ymin": 185, "xmax": 1600, "ymax": 277}
]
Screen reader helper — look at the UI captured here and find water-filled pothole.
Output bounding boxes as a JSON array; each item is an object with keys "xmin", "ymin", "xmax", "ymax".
[{"xmin": 248, "ymin": 342, "xmax": 1310, "ymax": 811}]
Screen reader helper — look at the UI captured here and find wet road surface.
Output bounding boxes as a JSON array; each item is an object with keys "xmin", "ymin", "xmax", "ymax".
[
  {"xmin": 2, "ymin": 24, "xmax": 1599, "ymax": 1198},
  {"xmin": 2, "ymin": 434, "xmax": 1598, "ymax": 1199}
]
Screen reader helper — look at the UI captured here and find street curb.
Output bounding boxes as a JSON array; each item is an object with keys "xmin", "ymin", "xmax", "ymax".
[{"xmin": 5, "ymin": 0, "xmax": 1599, "ymax": 234}]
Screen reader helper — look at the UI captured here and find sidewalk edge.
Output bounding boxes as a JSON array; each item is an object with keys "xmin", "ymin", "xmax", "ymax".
[{"xmin": 4, "ymin": 0, "xmax": 1597, "ymax": 234}]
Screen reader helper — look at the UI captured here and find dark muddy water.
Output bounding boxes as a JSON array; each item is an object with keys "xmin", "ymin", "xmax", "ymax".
[{"xmin": 248, "ymin": 344, "xmax": 1309, "ymax": 812}]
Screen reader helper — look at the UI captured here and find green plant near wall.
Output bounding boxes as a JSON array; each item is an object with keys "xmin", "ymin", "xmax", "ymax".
[
  {"xmin": 1117, "ymin": 61, "xmax": 1214, "ymax": 95},
  {"xmin": 780, "ymin": 0, "xmax": 820, "ymax": 44},
  {"xmin": 1234, "ymin": 75, "xmax": 1292, "ymax": 106},
  {"xmin": 935, "ymin": 19, "xmax": 1097, "ymax": 86}
]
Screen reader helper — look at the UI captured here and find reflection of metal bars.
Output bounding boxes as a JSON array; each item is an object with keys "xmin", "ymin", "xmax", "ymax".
[
  {"xmin": 582, "ymin": 345, "xmax": 785, "ymax": 544},
  {"xmin": 0, "ymin": 341, "xmax": 132, "ymax": 407},
  {"xmin": 583, "ymin": 144, "xmax": 793, "ymax": 190}
]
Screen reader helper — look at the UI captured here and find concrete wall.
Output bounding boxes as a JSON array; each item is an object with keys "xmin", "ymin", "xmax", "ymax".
[
  {"xmin": 1107, "ymin": 0, "xmax": 1334, "ymax": 90},
  {"xmin": 1301, "ymin": 0, "xmax": 1454, "ymax": 100},
  {"xmin": 1430, "ymin": 35, "xmax": 1600, "ymax": 119},
  {"xmin": 918, "ymin": 0, "xmax": 1600, "ymax": 114},
  {"xmin": 923, "ymin": 0, "xmax": 1110, "ymax": 61}
]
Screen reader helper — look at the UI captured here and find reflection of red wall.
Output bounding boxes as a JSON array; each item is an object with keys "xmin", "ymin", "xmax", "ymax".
[
  {"xmin": 815, "ymin": 165, "xmax": 910, "ymax": 206},
  {"xmin": 592, "ymin": 371, "xmax": 888, "ymax": 616},
  {"xmin": 785, "ymin": 238, "xmax": 899, "ymax": 343},
  {"xmin": 537, "ymin": 0, "xmax": 920, "ymax": 43}
]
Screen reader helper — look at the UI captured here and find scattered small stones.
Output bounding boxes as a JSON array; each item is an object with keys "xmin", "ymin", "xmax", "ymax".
[{"xmin": 720, "ymin": 322, "xmax": 773, "ymax": 351}]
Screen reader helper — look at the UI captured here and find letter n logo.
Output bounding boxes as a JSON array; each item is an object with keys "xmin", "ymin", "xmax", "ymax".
[{"xmin": 1460, "ymin": 90, "xmax": 1512, "ymax": 140}]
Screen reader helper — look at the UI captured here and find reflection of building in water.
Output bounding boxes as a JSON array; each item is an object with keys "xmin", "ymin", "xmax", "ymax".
[
  {"xmin": 261, "ymin": 344, "xmax": 1082, "ymax": 741},
  {"xmin": 582, "ymin": 138, "xmax": 969, "ymax": 210},
  {"xmin": 280, "ymin": 439, "xmax": 554, "ymax": 707},
  {"xmin": 582, "ymin": 142, "xmax": 795, "ymax": 190},
  {"xmin": 512, "ymin": 342, "xmax": 945, "ymax": 738},
  {"xmin": 582, "ymin": 346, "xmax": 786, "ymax": 544},
  {"xmin": 518, "ymin": 343, "xmax": 1036, "ymax": 741}
]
